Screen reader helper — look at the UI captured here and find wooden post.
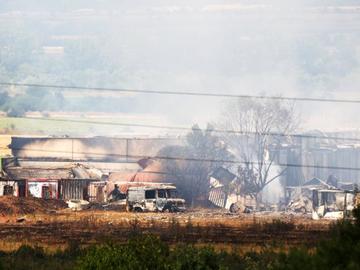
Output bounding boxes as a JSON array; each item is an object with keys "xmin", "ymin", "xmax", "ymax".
[{"xmin": 344, "ymin": 192, "xmax": 347, "ymax": 219}]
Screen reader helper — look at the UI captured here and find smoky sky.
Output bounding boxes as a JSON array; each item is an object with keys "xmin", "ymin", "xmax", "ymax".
[{"xmin": 1, "ymin": 0, "xmax": 360, "ymax": 134}]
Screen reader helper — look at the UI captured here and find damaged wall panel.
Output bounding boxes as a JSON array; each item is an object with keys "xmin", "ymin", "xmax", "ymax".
[
  {"xmin": 9, "ymin": 137, "xmax": 182, "ymax": 162},
  {"xmin": 59, "ymin": 179, "xmax": 92, "ymax": 201},
  {"xmin": 0, "ymin": 180, "xmax": 18, "ymax": 196},
  {"xmin": 27, "ymin": 180, "xmax": 58, "ymax": 199}
]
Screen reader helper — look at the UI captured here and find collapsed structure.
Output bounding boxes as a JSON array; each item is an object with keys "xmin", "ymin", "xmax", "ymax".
[
  {"xmin": 0, "ymin": 134, "xmax": 359, "ymax": 218},
  {"xmin": 0, "ymin": 136, "xmax": 183, "ymax": 208},
  {"xmin": 0, "ymin": 159, "xmax": 105, "ymax": 201},
  {"xmin": 286, "ymin": 177, "xmax": 357, "ymax": 219}
]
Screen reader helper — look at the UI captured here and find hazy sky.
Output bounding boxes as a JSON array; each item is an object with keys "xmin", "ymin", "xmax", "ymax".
[{"xmin": 1, "ymin": 0, "xmax": 360, "ymax": 134}]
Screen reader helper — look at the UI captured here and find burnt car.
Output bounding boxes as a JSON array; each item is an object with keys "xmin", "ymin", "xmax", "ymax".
[{"xmin": 126, "ymin": 185, "xmax": 186, "ymax": 212}]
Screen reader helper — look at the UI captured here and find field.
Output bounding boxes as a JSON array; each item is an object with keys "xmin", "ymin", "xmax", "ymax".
[
  {"xmin": 0, "ymin": 114, "xmax": 170, "ymax": 136},
  {"xmin": 0, "ymin": 116, "xmax": 115, "ymax": 136},
  {"xmin": 0, "ymin": 206, "xmax": 332, "ymax": 253},
  {"xmin": 0, "ymin": 197, "xmax": 353, "ymax": 269}
]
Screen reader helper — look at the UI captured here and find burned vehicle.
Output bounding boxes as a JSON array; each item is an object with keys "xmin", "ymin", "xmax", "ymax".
[{"xmin": 126, "ymin": 185, "xmax": 186, "ymax": 212}]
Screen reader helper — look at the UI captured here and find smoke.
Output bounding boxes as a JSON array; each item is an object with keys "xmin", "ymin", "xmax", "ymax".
[
  {"xmin": 261, "ymin": 165, "xmax": 284, "ymax": 204},
  {"xmin": 1, "ymin": 0, "xmax": 360, "ymax": 134}
]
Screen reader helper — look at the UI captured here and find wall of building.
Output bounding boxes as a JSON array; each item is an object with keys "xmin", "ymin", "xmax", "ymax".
[
  {"xmin": 0, "ymin": 181, "xmax": 18, "ymax": 196},
  {"xmin": 280, "ymin": 142, "xmax": 360, "ymax": 186},
  {"xmin": 27, "ymin": 180, "xmax": 58, "ymax": 199},
  {"xmin": 10, "ymin": 136, "xmax": 183, "ymax": 161}
]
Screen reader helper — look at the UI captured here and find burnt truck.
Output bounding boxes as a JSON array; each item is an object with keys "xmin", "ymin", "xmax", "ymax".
[{"xmin": 126, "ymin": 184, "xmax": 186, "ymax": 212}]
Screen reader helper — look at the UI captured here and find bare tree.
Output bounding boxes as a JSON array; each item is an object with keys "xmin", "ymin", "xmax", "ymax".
[{"xmin": 218, "ymin": 98, "xmax": 298, "ymax": 203}]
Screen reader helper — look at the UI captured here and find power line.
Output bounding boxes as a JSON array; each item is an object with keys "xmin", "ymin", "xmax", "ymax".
[
  {"xmin": 1, "ymin": 82, "xmax": 360, "ymax": 104},
  {"xmin": 5, "ymin": 146, "xmax": 360, "ymax": 172},
  {"xmin": 10, "ymin": 116, "xmax": 360, "ymax": 143}
]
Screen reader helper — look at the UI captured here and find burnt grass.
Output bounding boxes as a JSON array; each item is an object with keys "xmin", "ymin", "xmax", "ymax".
[
  {"xmin": 0, "ymin": 211, "xmax": 350, "ymax": 270},
  {"xmin": 0, "ymin": 214, "xmax": 330, "ymax": 249}
]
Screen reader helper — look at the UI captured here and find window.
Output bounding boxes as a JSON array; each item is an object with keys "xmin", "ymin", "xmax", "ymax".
[
  {"xmin": 158, "ymin": 189, "xmax": 166, "ymax": 198},
  {"xmin": 42, "ymin": 186, "xmax": 51, "ymax": 199},
  {"xmin": 145, "ymin": 190, "xmax": 156, "ymax": 199},
  {"xmin": 3, "ymin": 185, "xmax": 13, "ymax": 195},
  {"xmin": 167, "ymin": 189, "xmax": 178, "ymax": 198}
]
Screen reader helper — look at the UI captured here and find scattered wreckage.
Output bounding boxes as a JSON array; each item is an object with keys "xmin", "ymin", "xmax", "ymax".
[
  {"xmin": 65, "ymin": 182, "xmax": 186, "ymax": 213},
  {"xmin": 208, "ymin": 168, "xmax": 360, "ymax": 220},
  {"xmin": 286, "ymin": 178, "xmax": 359, "ymax": 220},
  {"xmin": 208, "ymin": 167, "xmax": 255, "ymax": 214},
  {"xmin": 67, "ymin": 199, "xmax": 90, "ymax": 211},
  {"xmin": 311, "ymin": 189, "xmax": 354, "ymax": 220},
  {"xmin": 0, "ymin": 156, "xmax": 187, "ymax": 213}
]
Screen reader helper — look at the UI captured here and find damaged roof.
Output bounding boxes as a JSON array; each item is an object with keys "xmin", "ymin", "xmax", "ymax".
[
  {"xmin": 3, "ymin": 163, "xmax": 103, "ymax": 181},
  {"xmin": 4, "ymin": 167, "xmax": 73, "ymax": 180},
  {"xmin": 303, "ymin": 177, "xmax": 336, "ymax": 189},
  {"xmin": 109, "ymin": 159, "xmax": 171, "ymax": 184},
  {"xmin": 210, "ymin": 167, "xmax": 237, "ymax": 185}
]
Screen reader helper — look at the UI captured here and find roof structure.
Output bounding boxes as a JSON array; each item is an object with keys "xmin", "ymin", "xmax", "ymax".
[
  {"xmin": 109, "ymin": 159, "xmax": 171, "ymax": 184},
  {"xmin": 3, "ymin": 163, "xmax": 103, "ymax": 181},
  {"xmin": 210, "ymin": 167, "xmax": 237, "ymax": 185},
  {"xmin": 4, "ymin": 167, "xmax": 73, "ymax": 180},
  {"xmin": 302, "ymin": 177, "xmax": 336, "ymax": 190}
]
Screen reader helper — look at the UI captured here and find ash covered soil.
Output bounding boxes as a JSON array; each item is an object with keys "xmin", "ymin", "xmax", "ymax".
[
  {"xmin": 0, "ymin": 195, "xmax": 67, "ymax": 216},
  {"xmin": 0, "ymin": 198, "xmax": 333, "ymax": 251}
]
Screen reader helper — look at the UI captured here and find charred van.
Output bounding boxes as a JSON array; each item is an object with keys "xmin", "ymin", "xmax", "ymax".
[{"xmin": 126, "ymin": 185, "xmax": 186, "ymax": 212}]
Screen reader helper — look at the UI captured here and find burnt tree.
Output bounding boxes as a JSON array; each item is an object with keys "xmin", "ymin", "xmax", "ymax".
[{"xmin": 218, "ymin": 98, "xmax": 298, "ymax": 204}]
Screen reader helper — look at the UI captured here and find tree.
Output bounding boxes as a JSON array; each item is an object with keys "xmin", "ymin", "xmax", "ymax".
[
  {"xmin": 218, "ymin": 98, "xmax": 298, "ymax": 204},
  {"xmin": 158, "ymin": 124, "xmax": 233, "ymax": 206},
  {"xmin": 0, "ymin": 91, "xmax": 9, "ymax": 107}
]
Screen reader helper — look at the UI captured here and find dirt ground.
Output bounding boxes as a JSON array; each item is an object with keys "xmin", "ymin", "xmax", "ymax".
[
  {"xmin": 0, "ymin": 199, "xmax": 335, "ymax": 252},
  {"xmin": 0, "ymin": 196, "xmax": 67, "ymax": 216}
]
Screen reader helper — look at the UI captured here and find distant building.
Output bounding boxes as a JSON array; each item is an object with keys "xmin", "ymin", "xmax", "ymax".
[
  {"xmin": 42, "ymin": 46, "xmax": 64, "ymax": 55},
  {"xmin": 277, "ymin": 130, "xmax": 360, "ymax": 187}
]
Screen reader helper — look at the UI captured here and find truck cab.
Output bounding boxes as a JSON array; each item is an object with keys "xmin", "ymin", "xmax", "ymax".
[{"xmin": 126, "ymin": 185, "xmax": 186, "ymax": 212}]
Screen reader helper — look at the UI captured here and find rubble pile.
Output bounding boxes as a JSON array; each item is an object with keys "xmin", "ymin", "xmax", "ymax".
[{"xmin": 0, "ymin": 195, "xmax": 67, "ymax": 215}]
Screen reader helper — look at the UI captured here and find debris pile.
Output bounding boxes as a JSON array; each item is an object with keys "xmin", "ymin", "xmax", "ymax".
[{"xmin": 0, "ymin": 195, "xmax": 67, "ymax": 215}]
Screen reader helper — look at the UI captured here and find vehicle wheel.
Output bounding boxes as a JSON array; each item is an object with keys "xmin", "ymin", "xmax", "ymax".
[
  {"xmin": 126, "ymin": 205, "xmax": 132, "ymax": 212},
  {"xmin": 162, "ymin": 206, "xmax": 171, "ymax": 213},
  {"xmin": 229, "ymin": 203, "xmax": 239, "ymax": 213},
  {"xmin": 299, "ymin": 207, "xmax": 307, "ymax": 214},
  {"xmin": 134, "ymin": 207, "xmax": 143, "ymax": 212}
]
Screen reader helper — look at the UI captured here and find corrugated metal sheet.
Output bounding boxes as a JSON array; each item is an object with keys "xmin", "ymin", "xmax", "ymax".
[
  {"xmin": 5, "ymin": 167, "xmax": 73, "ymax": 180},
  {"xmin": 210, "ymin": 167, "xmax": 236, "ymax": 185},
  {"xmin": 208, "ymin": 187, "xmax": 226, "ymax": 208},
  {"xmin": 59, "ymin": 179, "xmax": 91, "ymax": 200}
]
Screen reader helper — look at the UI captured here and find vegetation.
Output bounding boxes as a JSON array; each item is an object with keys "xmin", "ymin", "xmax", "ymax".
[
  {"xmin": 0, "ymin": 244, "xmax": 80, "ymax": 270},
  {"xmin": 0, "ymin": 208, "xmax": 359, "ymax": 269}
]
